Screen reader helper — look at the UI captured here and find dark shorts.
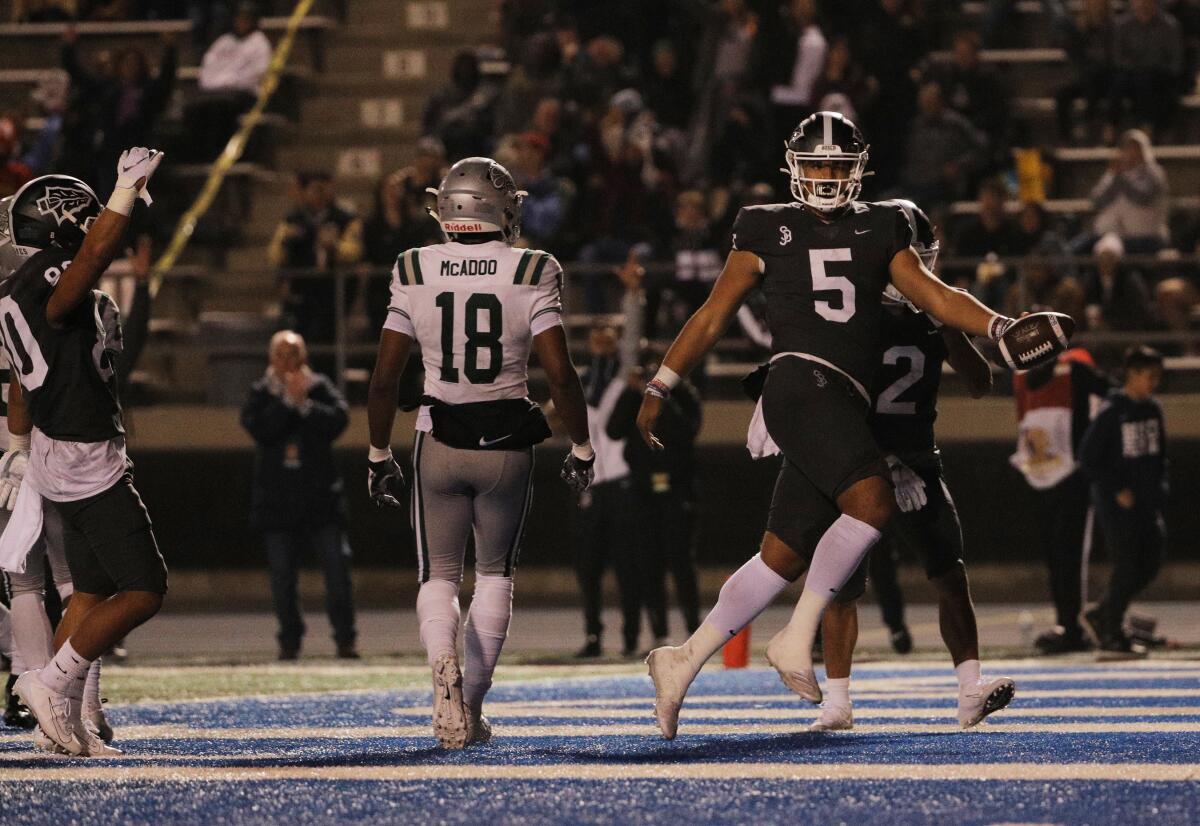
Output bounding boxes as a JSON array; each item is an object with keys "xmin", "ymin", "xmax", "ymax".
[
  {"xmin": 889, "ymin": 452, "xmax": 965, "ymax": 580},
  {"xmin": 49, "ymin": 474, "xmax": 168, "ymax": 596},
  {"xmin": 761, "ymin": 356, "xmax": 885, "ymax": 502}
]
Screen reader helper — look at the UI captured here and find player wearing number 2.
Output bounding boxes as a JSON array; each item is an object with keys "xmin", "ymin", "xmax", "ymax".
[
  {"xmin": 0, "ymin": 149, "xmax": 166, "ymax": 757},
  {"xmin": 366, "ymin": 157, "xmax": 594, "ymax": 749},
  {"xmin": 638, "ymin": 112, "xmax": 1049, "ymax": 740}
]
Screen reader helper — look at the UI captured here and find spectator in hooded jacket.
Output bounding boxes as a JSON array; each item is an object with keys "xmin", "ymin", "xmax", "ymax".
[{"xmin": 1076, "ymin": 129, "xmax": 1170, "ymax": 255}]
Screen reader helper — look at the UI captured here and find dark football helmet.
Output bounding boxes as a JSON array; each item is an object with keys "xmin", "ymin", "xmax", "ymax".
[
  {"xmin": 6, "ymin": 174, "xmax": 101, "ymax": 260},
  {"xmin": 784, "ymin": 111, "xmax": 869, "ymax": 213},
  {"xmin": 877, "ymin": 198, "xmax": 939, "ymax": 309}
]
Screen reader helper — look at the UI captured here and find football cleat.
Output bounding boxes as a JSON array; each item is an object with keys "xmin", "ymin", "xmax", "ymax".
[
  {"xmin": 645, "ymin": 646, "xmax": 696, "ymax": 740},
  {"xmin": 79, "ymin": 724, "xmax": 122, "ymax": 757},
  {"xmin": 809, "ymin": 703, "xmax": 853, "ymax": 732},
  {"xmin": 33, "ymin": 725, "xmax": 70, "ymax": 755},
  {"xmin": 1035, "ymin": 625, "xmax": 1092, "ymax": 655},
  {"xmin": 431, "ymin": 655, "xmax": 468, "ymax": 750},
  {"xmin": 958, "ymin": 676, "xmax": 1016, "ymax": 728},
  {"xmin": 12, "ymin": 671, "xmax": 85, "ymax": 755},
  {"xmin": 890, "ymin": 627, "xmax": 914, "ymax": 654},
  {"xmin": 467, "ymin": 712, "xmax": 492, "ymax": 745},
  {"xmin": 765, "ymin": 629, "xmax": 823, "ymax": 704},
  {"xmin": 5, "ymin": 674, "xmax": 37, "ymax": 730},
  {"xmin": 84, "ymin": 702, "xmax": 114, "ymax": 744}
]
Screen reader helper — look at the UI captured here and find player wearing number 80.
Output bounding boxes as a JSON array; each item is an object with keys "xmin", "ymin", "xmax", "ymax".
[
  {"xmin": 638, "ymin": 112, "xmax": 1064, "ymax": 740},
  {"xmin": 367, "ymin": 157, "xmax": 594, "ymax": 749}
]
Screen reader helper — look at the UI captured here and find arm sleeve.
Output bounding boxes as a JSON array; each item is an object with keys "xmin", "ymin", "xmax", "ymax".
[
  {"xmin": 240, "ymin": 384, "xmax": 299, "ymax": 445},
  {"xmin": 529, "ymin": 255, "xmax": 565, "ymax": 336},
  {"xmin": 301, "ymin": 378, "xmax": 350, "ymax": 440},
  {"xmin": 382, "ymin": 256, "xmax": 416, "ymax": 337},
  {"xmin": 1079, "ymin": 402, "xmax": 1126, "ymax": 494}
]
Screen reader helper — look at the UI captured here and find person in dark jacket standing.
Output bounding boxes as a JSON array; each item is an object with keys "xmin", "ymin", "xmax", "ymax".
[
  {"xmin": 1080, "ymin": 345, "xmax": 1168, "ymax": 653},
  {"xmin": 241, "ymin": 331, "xmax": 356, "ymax": 660}
]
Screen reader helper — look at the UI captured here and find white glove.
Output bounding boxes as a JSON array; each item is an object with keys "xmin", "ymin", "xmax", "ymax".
[
  {"xmin": 110, "ymin": 147, "xmax": 165, "ymax": 213},
  {"xmin": 0, "ymin": 449, "xmax": 28, "ymax": 511},
  {"xmin": 886, "ymin": 454, "xmax": 927, "ymax": 513}
]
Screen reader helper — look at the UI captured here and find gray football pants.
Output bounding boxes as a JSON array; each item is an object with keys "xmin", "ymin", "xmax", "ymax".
[
  {"xmin": 411, "ymin": 431, "xmax": 534, "ymax": 583},
  {"xmin": 2, "ymin": 502, "xmax": 72, "ymax": 596}
]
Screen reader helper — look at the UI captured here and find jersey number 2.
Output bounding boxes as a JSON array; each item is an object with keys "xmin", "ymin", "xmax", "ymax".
[
  {"xmin": 810, "ymin": 249, "xmax": 855, "ymax": 323},
  {"xmin": 876, "ymin": 345, "xmax": 925, "ymax": 415},
  {"xmin": 435, "ymin": 291, "xmax": 503, "ymax": 384}
]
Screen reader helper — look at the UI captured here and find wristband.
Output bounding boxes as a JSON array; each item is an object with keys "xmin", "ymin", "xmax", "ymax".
[
  {"xmin": 652, "ymin": 365, "xmax": 681, "ymax": 390},
  {"xmin": 645, "ymin": 378, "xmax": 670, "ymax": 399},
  {"xmin": 988, "ymin": 314, "xmax": 1015, "ymax": 341},
  {"xmin": 368, "ymin": 445, "xmax": 393, "ymax": 463},
  {"xmin": 571, "ymin": 441, "xmax": 595, "ymax": 461},
  {"xmin": 106, "ymin": 186, "xmax": 138, "ymax": 217},
  {"xmin": 8, "ymin": 432, "xmax": 30, "ymax": 452}
]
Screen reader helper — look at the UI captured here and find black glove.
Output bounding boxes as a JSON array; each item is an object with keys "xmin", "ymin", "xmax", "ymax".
[
  {"xmin": 560, "ymin": 452, "xmax": 595, "ymax": 494},
  {"xmin": 368, "ymin": 456, "xmax": 406, "ymax": 508}
]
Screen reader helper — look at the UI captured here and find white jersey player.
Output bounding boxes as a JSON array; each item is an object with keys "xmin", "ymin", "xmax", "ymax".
[{"xmin": 367, "ymin": 157, "xmax": 594, "ymax": 748}]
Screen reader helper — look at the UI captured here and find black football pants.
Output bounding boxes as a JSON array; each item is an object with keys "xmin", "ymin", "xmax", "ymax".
[
  {"xmin": 632, "ymin": 488, "xmax": 702, "ymax": 637},
  {"xmin": 573, "ymin": 479, "xmax": 642, "ymax": 651},
  {"xmin": 1033, "ymin": 471, "xmax": 1092, "ymax": 632}
]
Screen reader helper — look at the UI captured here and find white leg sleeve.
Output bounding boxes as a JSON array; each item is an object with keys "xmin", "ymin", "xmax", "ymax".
[
  {"xmin": 416, "ymin": 579, "xmax": 461, "ymax": 667},
  {"xmin": 462, "ymin": 574, "xmax": 513, "ymax": 714},
  {"xmin": 42, "ymin": 505, "xmax": 74, "ymax": 599},
  {"xmin": 10, "ymin": 592, "xmax": 54, "ymax": 672}
]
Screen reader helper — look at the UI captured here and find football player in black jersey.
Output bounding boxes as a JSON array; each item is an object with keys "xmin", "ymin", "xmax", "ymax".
[
  {"xmin": 637, "ymin": 112, "xmax": 1038, "ymax": 740},
  {"xmin": 5, "ymin": 150, "xmax": 165, "ymax": 757},
  {"xmin": 813, "ymin": 200, "xmax": 1016, "ymax": 731}
]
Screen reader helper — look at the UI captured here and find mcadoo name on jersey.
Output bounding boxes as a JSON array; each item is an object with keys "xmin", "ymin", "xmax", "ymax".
[{"xmin": 383, "ymin": 240, "xmax": 564, "ymax": 432}]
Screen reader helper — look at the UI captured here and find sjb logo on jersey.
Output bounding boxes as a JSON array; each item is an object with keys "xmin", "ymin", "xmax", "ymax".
[
  {"xmin": 35, "ymin": 187, "xmax": 99, "ymax": 231},
  {"xmin": 779, "ymin": 226, "xmax": 792, "ymax": 246}
]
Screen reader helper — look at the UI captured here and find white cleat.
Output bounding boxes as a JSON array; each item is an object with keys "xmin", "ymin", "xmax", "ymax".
[
  {"xmin": 765, "ymin": 630, "xmax": 823, "ymax": 705},
  {"xmin": 80, "ymin": 724, "xmax": 123, "ymax": 757},
  {"xmin": 84, "ymin": 703, "xmax": 114, "ymax": 744},
  {"xmin": 13, "ymin": 672, "xmax": 85, "ymax": 756},
  {"xmin": 467, "ymin": 712, "xmax": 492, "ymax": 745},
  {"xmin": 958, "ymin": 676, "xmax": 1016, "ymax": 728},
  {"xmin": 808, "ymin": 702, "xmax": 853, "ymax": 732},
  {"xmin": 431, "ymin": 655, "xmax": 468, "ymax": 750},
  {"xmin": 645, "ymin": 646, "xmax": 696, "ymax": 740},
  {"xmin": 32, "ymin": 725, "xmax": 70, "ymax": 755}
]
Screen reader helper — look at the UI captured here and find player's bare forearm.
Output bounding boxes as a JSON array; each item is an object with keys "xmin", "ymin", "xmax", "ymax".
[
  {"xmin": 942, "ymin": 328, "xmax": 993, "ymax": 398},
  {"xmin": 534, "ymin": 325, "xmax": 590, "ymax": 445},
  {"xmin": 659, "ymin": 250, "xmax": 762, "ymax": 378},
  {"xmin": 46, "ymin": 208, "xmax": 130, "ymax": 326},
  {"xmin": 889, "ymin": 247, "xmax": 1003, "ymax": 338},
  {"xmin": 367, "ymin": 329, "xmax": 412, "ymax": 450},
  {"xmin": 6, "ymin": 379, "xmax": 30, "ymax": 436}
]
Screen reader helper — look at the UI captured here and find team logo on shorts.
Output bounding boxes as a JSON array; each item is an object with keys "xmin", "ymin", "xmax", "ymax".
[
  {"xmin": 813, "ymin": 368, "xmax": 827, "ymax": 388},
  {"xmin": 35, "ymin": 187, "xmax": 97, "ymax": 231},
  {"xmin": 779, "ymin": 226, "xmax": 792, "ymax": 246}
]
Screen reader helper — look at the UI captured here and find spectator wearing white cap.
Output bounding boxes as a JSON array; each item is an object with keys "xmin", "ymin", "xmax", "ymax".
[{"xmin": 1084, "ymin": 233, "xmax": 1155, "ymax": 332}]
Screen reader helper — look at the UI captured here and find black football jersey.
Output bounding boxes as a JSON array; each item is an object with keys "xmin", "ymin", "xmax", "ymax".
[
  {"xmin": 732, "ymin": 201, "xmax": 913, "ymax": 391},
  {"xmin": 869, "ymin": 306, "xmax": 947, "ymax": 455},
  {"xmin": 0, "ymin": 248, "xmax": 124, "ymax": 442}
]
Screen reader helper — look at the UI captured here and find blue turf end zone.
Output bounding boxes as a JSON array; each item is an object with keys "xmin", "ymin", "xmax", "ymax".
[{"xmin": 1, "ymin": 662, "xmax": 1198, "ymax": 824}]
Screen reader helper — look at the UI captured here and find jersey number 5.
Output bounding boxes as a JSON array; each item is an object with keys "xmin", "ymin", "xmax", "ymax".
[
  {"xmin": 810, "ymin": 249, "xmax": 855, "ymax": 323},
  {"xmin": 435, "ymin": 291, "xmax": 503, "ymax": 384}
]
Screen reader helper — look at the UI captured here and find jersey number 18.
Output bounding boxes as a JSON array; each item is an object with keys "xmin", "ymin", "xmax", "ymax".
[{"xmin": 435, "ymin": 291, "xmax": 503, "ymax": 384}]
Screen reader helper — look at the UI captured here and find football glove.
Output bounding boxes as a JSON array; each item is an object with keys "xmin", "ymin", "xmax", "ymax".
[
  {"xmin": 114, "ymin": 147, "xmax": 165, "ymax": 206},
  {"xmin": 886, "ymin": 455, "xmax": 927, "ymax": 513},
  {"xmin": 368, "ymin": 455, "xmax": 406, "ymax": 509},
  {"xmin": 0, "ymin": 448, "xmax": 27, "ymax": 511},
  {"xmin": 560, "ymin": 452, "xmax": 595, "ymax": 494}
]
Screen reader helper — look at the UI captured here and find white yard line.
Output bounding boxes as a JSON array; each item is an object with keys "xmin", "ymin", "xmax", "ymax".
[{"xmin": 1, "ymin": 762, "xmax": 1196, "ymax": 783}]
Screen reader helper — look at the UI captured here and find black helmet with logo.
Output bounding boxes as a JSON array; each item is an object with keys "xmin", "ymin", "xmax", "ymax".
[
  {"xmin": 784, "ymin": 111, "xmax": 869, "ymax": 213},
  {"xmin": 7, "ymin": 174, "xmax": 102, "ymax": 260}
]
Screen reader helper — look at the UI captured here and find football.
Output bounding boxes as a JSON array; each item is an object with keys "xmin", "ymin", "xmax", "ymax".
[{"xmin": 997, "ymin": 311, "xmax": 1076, "ymax": 371}]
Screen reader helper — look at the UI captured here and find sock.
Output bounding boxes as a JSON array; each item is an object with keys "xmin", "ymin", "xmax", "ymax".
[
  {"xmin": 11, "ymin": 592, "xmax": 54, "ymax": 672},
  {"xmin": 39, "ymin": 640, "xmax": 91, "ymax": 700},
  {"xmin": 684, "ymin": 553, "xmax": 790, "ymax": 672},
  {"xmin": 825, "ymin": 676, "xmax": 851, "ymax": 707},
  {"xmin": 955, "ymin": 659, "xmax": 982, "ymax": 692},
  {"xmin": 780, "ymin": 515, "xmax": 882, "ymax": 655},
  {"xmin": 84, "ymin": 659, "xmax": 102, "ymax": 713},
  {"xmin": 57, "ymin": 581, "xmax": 75, "ymax": 602},
  {"xmin": 462, "ymin": 574, "xmax": 514, "ymax": 714},
  {"xmin": 416, "ymin": 579, "xmax": 461, "ymax": 667},
  {"xmin": 0, "ymin": 604, "xmax": 10, "ymax": 662}
]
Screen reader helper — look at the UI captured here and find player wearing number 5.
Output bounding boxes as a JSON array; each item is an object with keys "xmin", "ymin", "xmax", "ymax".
[
  {"xmin": 639, "ymin": 113, "xmax": 1071, "ymax": 740},
  {"xmin": 0, "ymin": 150, "xmax": 167, "ymax": 757},
  {"xmin": 366, "ymin": 157, "xmax": 594, "ymax": 749}
]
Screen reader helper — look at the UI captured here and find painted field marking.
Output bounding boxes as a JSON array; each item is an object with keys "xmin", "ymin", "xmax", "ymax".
[{"xmin": 1, "ymin": 762, "xmax": 1197, "ymax": 783}]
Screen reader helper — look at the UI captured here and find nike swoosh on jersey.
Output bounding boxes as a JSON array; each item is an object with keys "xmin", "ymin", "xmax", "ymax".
[
  {"xmin": 854, "ymin": 229, "xmax": 871, "ymax": 235},
  {"xmin": 478, "ymin": 435, "xmax": 512, "ymax": 447}
]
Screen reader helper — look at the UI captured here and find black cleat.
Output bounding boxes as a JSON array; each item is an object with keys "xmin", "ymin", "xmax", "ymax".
[
  {"xmin": 575, "ymin": 636, "xmax": 602, "ymax": 659},
  {"xmin": 278, "ymin": 646, "xmax": 300, "ymax": 661},
  {"xmin": 890, "ymin": 627, "xmax": 913, "ymax": 654},
  {"xmin": 336, "ymin": 644, "xmax": 361, "ymax": 660},
  {"xmin": 4, "ymin": 674, "xmax": 36, "ymax": 730},
  {"xmin": 1035, "ymin": 625, "xmax": 1092, "ymax": 655}
]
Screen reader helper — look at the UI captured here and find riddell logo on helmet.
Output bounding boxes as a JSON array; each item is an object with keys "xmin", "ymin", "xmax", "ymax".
[{"xmin": 445, "ymin": 222, "xmax": 485, "ymax": 233}]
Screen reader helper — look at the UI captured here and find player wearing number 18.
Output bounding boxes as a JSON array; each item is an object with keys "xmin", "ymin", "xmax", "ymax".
[
  {"xmin": 367, "ymin": 157, "xmax": 595, "ymax": 749},
  {"xmin": 639, "ymin": 112, "xmax": 1073, "ymax": 740},
  {"xmin": 0, "ymin": 150, "xmax": 167, "ymax": 757}
]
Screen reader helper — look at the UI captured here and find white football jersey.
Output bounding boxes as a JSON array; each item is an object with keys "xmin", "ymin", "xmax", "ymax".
[{"xmin": 384, "ymin": 240, "xmax": 564, "ymax": 431}]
